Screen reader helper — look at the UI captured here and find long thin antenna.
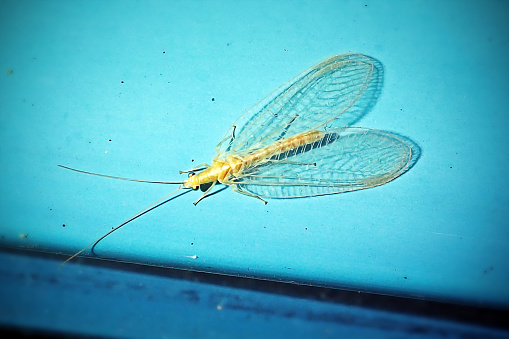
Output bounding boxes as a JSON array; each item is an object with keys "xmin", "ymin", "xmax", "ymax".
[
  {"xmin": 58, "ymin": 165, "xmax": 184, "ymax": 184},
  {"xmin": 59, "ymin": 186, "xmax": 190, "ymax": 268}
]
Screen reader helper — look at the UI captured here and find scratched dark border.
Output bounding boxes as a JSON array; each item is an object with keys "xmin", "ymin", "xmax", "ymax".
[{"xmin": 1, "ymin": 247, "xmax": 508, "ymax": 337}]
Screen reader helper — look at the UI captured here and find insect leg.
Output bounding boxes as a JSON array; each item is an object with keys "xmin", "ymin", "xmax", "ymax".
[
  {"xmin": 225, "ymin": 125, "xmax": 237, "ymax": 152},
  {"xmin": 179, "ymin": 163, "xmax": 210, "ymax": 174},
  {"xmin": 274, "ymin": 114, "xmax": 299, "ymax": 140},
  {"xmin": 268, "ymin": 160, "xmax": 317, "ymax": 166},
  {"xmin": 231, "ymin": 185, "xmax": 267, "ymax": 205},
  {"xmin": 192, "ymin": 180, "xmax": 220, "ymax": 205},
  {"xmin": 231, "ymin": 125, "xmax": 236, "ymax": 140}
]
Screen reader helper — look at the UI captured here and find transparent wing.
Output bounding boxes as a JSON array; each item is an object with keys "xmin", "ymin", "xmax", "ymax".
[
  {"xmin": 216, "ymin": 53, "xmax": 383, "ymax": 158},
  {"xmin": 228, "ymin": 128, "xmax": 412, "ymax": 199}
]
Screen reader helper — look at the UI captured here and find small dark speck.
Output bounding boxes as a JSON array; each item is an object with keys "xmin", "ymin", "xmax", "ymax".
[
  {"xmin": 121, "ymin": 81, "xmax": 124, "ymax": 83},
  {"xmin": 483, "ymin": 266, "xmax": 494, "ymax": 274},
  {"xmin": 191, "ymin": 242, "xmax": 194, "ymax": 245},
  {"xmin": 450, "ymin": 166, "xmax": 453, "ymax": 169},
  {"xmin": 6, "ymin": 69, "xmax": 13, "ymax": 75},
  {"xmin": 404, "ymin": 276, "xmax": 407, "ymax": 279},
  {"xmin": 49, "ymin": 208, "xmax": 52, "ymax": 211},
  {"xmin": 191, "ymin": 159, "xmax": 194, "ymax": 162},
  {"xmin": 365, "ymin": 4, "xmax": 368, "ymax": 6},
  {"xmin": 211, "ymin": 98, "xmax": 215, "ymax": 101},
  {"xmin": 62, "ymin": 224, "xmax": 66, "ymax": 227},
  {"xmin": 108, "ymin": 139, "xmax": 112, "ymax": 142},
  {"xmin": 163, "ymin": 51, "xmax": 166, "ymax": 53},
  {"xmin": 226, "ymin": 43, "xmax": 231, "ymax": 46},
  {"xmin": 305, "ymin": 227, "xmax": 308, "ymax": 230}
]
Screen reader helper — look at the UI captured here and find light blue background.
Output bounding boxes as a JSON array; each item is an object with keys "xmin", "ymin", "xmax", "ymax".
[{"xmin": 1, "ymin": 0, "xmax": 508, "ymax": 311}]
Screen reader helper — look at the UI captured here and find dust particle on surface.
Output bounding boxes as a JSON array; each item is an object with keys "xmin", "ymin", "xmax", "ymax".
[{"xmin": 6, "ymin": 69, "xmax": 13, "ymax": 75}]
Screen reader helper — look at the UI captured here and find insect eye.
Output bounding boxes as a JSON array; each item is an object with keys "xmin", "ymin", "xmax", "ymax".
[{"xmin": 192, "ymin": 185, "xmax": 199, "ymax": 190}]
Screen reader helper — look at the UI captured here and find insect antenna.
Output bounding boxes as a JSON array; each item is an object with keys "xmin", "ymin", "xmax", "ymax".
[
  {"xmin": 59, "ymin": 186, "xmax": 191, "ymax": 268},
  {"xmin": 58, "ymin": 165, "xmax": 184, "ymax": 184}
]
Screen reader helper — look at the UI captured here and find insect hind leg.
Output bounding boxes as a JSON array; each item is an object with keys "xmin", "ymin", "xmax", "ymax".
[
  {"xmin": 269, "ymin": 159, "xmax": 316, "ymax": 166},
  {"xmin": 231, "ymin": 185, "xmax": 267, "ymax": 205}
]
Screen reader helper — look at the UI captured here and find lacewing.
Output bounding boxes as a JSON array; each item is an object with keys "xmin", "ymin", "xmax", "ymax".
[{"xmin": 60, "ymin": 53, "xmax": 413, "ymax": 263}]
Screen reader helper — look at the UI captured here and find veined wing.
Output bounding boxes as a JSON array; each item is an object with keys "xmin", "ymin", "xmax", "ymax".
[
  {"xmin": 216, "ymin": 54, "xmax": 383, "ymax": 158},
  {"xmin": 228, "ymin": 128, "xmax": 411, "ymax": 199}
]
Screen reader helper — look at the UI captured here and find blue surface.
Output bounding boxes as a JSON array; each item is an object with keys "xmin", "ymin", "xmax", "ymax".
[
  {"xmin": 1, "ymin": 0, "xmax": 508, "ymax": 324},
  {"xmin": 1, "ymin": 250, "xmax": 508, "ymax": 339}
]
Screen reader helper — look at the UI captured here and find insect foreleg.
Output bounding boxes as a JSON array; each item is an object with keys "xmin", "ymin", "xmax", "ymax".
[
  {"xmin": 179, "ymin": 163, "xmax": 210, "ymax": 174},
  {"xmin": 192, "ymin": 180, "xmax": 218, "ymax": 205}
]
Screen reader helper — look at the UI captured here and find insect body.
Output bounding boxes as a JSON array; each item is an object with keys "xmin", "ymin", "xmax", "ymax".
[
  {"xmin": 60, "ymin": 53, "xmax": 414, "ymax": 263},
  {"xmin": 184, "ymin": 130, "xmax": 325, "ymax": 203}
]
